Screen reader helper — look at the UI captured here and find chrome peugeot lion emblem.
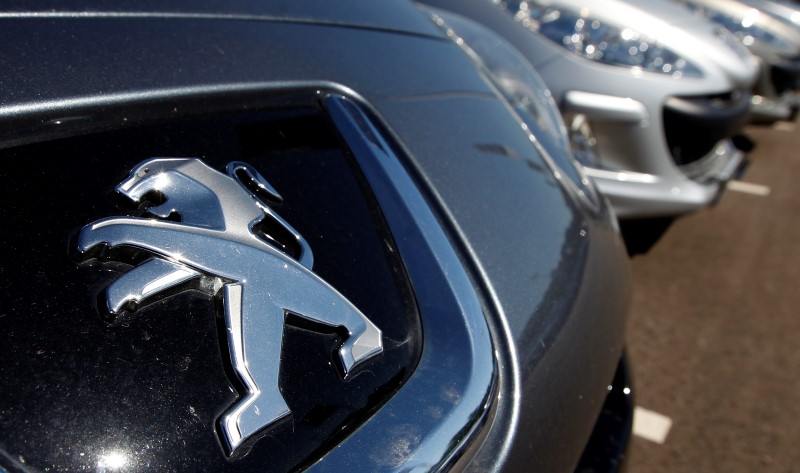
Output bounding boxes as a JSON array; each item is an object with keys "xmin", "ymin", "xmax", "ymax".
[{"xmin": 76, "ymin": 158, "xmax": 383, "ymax": 455}]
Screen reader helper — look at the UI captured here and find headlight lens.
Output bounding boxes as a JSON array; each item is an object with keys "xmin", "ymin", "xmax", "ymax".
[
  {"xmin": 680, "ymin": 1, "xmax": 795, "ymax": 50},
  {"xmin": 496, "ymin": 0, "xmax": 704, "ymax": 78}
]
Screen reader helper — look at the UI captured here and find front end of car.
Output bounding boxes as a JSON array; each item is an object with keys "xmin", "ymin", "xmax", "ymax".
[
  {"xmin": 741, "ymin": 0, "xmax": 800, "ymax": 30},
  {"xmin": 678, "ymin": 0, "xmax": 800, "ymax": 121},
  {"xmin": 422, "ymin": 0, "xmax": 758, "ymax": 219},
  {"xmin": 0, "ymin": 2, "xmax": 630, "ymax": 473}
]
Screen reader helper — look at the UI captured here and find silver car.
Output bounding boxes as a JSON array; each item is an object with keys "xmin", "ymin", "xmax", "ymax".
[
  {"xmin": 742, "ymin": 0, "xmax": 800, "ymax": 28},
  {"xmin": 421, "ymin": 0, "xmax": 759, "ymax": 219},
  {"xmin": 678, "ymin": 0, "xmax": 800, "ymax": 121}
]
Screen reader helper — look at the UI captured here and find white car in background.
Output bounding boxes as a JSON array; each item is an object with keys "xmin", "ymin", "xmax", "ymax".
[
  {"xmin": 678, "ymin": 0, "xmax": 800, "ymax": 121},
  {"xmin": 420, "ymin": 0, "xmax": 759, "ymax": 219},
  {"xmin": 743, "ymin": 0, "xmax": 800, "ymax": 28}
]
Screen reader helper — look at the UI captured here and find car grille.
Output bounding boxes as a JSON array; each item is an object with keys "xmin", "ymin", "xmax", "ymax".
[
  {"xmin": 0, "ymin": 89, "xmax": 424, "ymax": 472},
  {"xmin": 663, "ymin": 90, "xmax": 750, "ymax": 167}
]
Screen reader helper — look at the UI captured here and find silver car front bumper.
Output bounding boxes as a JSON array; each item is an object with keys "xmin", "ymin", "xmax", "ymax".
[{"xmin": 584, "ymin": 140, "xmax": 745, "ymax": 219}]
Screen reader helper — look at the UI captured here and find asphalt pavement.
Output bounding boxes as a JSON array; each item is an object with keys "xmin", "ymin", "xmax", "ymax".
[{"xmin": 625, "ymin": 118, "xmax": 800, "ymax": 473}]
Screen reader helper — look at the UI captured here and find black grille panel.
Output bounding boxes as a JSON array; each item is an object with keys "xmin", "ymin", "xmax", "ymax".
[
  {"xmin": 770, "ymin": 56, "xmax": 800, "ymax": 94},
  {"xmin": 0, "ymin": 92, "xmax": 422, "ymax": 472}
]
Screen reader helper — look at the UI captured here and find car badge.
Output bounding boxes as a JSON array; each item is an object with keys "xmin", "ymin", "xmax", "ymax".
[{"xmin": 75, "ymin": 158, "xmax": 383, "ymax": 456}]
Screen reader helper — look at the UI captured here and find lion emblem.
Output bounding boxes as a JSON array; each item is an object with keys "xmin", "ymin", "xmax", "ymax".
[{"xmin": 76, "ymin": 158, "xmax": 383, "ymax": 455}]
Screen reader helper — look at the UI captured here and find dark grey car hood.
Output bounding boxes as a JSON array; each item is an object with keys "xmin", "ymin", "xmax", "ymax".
[{"xmin": 0, "ymin": 0, "xmax": 445, "ymax": 38}]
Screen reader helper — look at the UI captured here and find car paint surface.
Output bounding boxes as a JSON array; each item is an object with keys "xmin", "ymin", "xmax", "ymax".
[
  {"xmin": 420, "ymin": 0, "xmax": 757, "ymax": 218},
  {"xmin": 0, "ymin": 2, "xmax": 630, "ymax": 472}
]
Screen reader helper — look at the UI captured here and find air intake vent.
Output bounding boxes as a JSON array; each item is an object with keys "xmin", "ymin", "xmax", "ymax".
[{"xmin": 663, "ymin": 91, "xmax": 750, "ymax": 167}]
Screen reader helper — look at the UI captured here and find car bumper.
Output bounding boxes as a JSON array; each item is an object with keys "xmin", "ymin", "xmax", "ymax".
[
  {"xmin": 584, "ymin": 140, "xmax": 745, "ymax": 219},
  {"xmin": 750, "ymin": 91, "xmax": 800, "ymax": 123},
  {"xmin": 662, "ymin": 91, "xmax": 751, "ymax": 166}
]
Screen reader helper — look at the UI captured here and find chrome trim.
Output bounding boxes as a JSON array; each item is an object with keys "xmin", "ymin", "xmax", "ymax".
[
  {"xmin": 583, "ymin": 167, "xmax": 661, "ymax": 184},
  {"xmin": 76, "ymin": 157, "xmax": 383, "ymax": 456},
  {"xmin": 226, "ymin": 160, "xmax": 314, "ymax": 269},
  {"xmin": 308, "ymin": 96, "xmax": 496, "ymax": 472},
  {"xmin": 750, "ymin": 92, "xmax": 799, "ymax": 122},
  {"xmin": 105, "ymin": 258, "xmax": 201, "ymax": 315},
  {"xmin": 563, "ymin": 90, "xmax": 649, "ymax": 124},
  {"xmin": 678, "ymin": 139, "xmax": 744, "ymax": 182}
]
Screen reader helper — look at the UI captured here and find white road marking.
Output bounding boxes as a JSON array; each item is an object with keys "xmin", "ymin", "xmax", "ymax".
[
  {"xmin": 633, "ymin": 406, "xmax": 673, "ymax": 444},
  {"xmin": 773, "ymin": 121, "xmax": 796, "ymax": 132},
  {"xmin": 727, "ymin": 180, "xmax": 771, "ymax": 197}
]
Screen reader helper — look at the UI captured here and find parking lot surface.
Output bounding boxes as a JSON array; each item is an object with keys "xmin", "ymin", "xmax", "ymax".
[{"xmin": 626, "ymin": 118, "xmax": 800, "ymax": 473}]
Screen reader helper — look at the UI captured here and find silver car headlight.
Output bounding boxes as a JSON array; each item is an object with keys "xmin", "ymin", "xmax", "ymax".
[
  {"xmin": 496, "ymin": 0, "xmax": 704, "ymax": 78},
  {"xmin": 681, "ymin": 1, "xmax": 795, "ymax": 50}
]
